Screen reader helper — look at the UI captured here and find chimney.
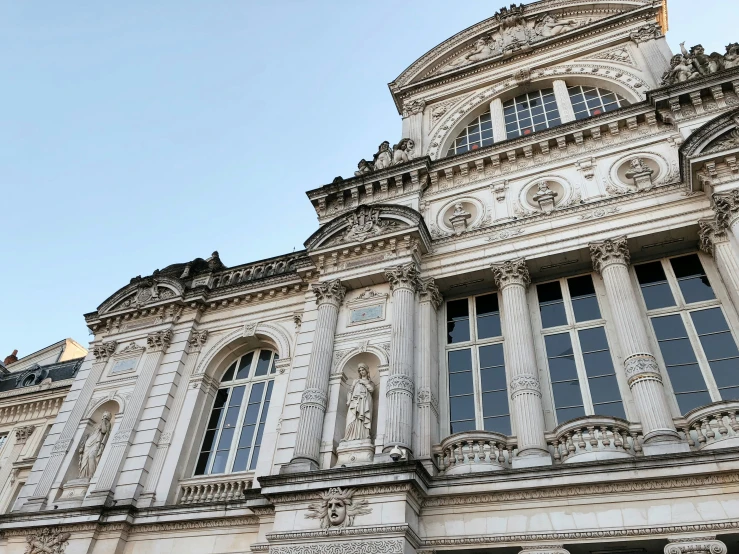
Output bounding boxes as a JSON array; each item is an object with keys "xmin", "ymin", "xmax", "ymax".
[{"xmin": 3, "ymin": 349, "xmax": 18, "ymax": 365}]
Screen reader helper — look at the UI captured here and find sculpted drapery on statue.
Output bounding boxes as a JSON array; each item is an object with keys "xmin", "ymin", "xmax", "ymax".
[
  {"xmin": 343, "ymin": 363, "xmax": 375, "ymax": 442},
  {"xmin": 78, "ymin": 411, "xmax": 111, "ymax": 479},
  {"xmin": 661, "ymin": 41, "xmax": 739, "ymax": 85}
]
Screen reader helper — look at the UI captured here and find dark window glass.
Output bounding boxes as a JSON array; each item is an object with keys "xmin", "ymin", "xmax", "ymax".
[
  {"xmin": 448, "ymin": 348, "xmax": 475, "ymax": 432},
  {"xmin": 254, "ymin": 350, "xmax": 273, "ymax": 377},
  {"xmin": 545, "ymin": 333, "xmax": 585, "ymax": 421},
  {"xmin": 652, "ymin": 315, "xmax": 709, "ymax": 414},
  {"xmin": 568, "ymin": 85, "xmax": 627, "ymax": 119},
  {"xmin": 578, "ymin": 327, "xmax": 625, "ymax": 418},
  {"xmin": 691, "ymin": 308, "xmax": 739, "ymax": 398},
  {"xmin": 221, "ymin": 361, "xmax": 237, "ymax": 382},
  {"xmin": 503, "ymin": 89, "xmax": 561, "ymax": 139},
  {"xmin": 538, "ymin": 282, "xmax": 568, "ymax": 328},
  {"xmin": 476, "ymin": 294, "xmax": 501, "ymax": 339},
  {"xmin": 568, "ymin": 275, "xmax": 601, "ymax": 322},
  {"xmin": 448, "ymin": 110, "xmax": 495, "ymax": 155},
  {"xmin": 479, "ymin": 344, "xmax": 509, "ymax": 435},
  {"xmin": 235, "ymin": 352, "xmax": 254, "ymax": 380},
  {"xmin": 447, "ymin": 299, "xmax": 471, "ymax": 344},
  {"xmin": 670, "ymin": 255, "xmax": 715, "ymax": 304},
  {"xmin": 635, "ymin": 262, "xmax": 676, "ymax": 310}
]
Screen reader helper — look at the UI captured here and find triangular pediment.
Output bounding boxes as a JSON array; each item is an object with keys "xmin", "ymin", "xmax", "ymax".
[{"xmin": 392, "ymin": 1, "xmax": 656, "ymax": 90}]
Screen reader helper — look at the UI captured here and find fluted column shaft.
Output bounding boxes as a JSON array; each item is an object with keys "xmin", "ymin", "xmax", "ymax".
[
  {"xmin": 492, "ymin": 259, "xmax": 550, "ymax": 465},
  {"xmin": 590, "ymin": 237, "xmax": 680, "ymax": 445},
  {"xmin": 414, "ymin": 278, "xmax": 442, "ymax": 460},
  {"xmin": 384, "ymin": 263, "xmax": 419, "ymax": 453},
  {"xmin": 289, "ymin": 280, "xmax": 345, "ymax": 470},
  {"xmin": 699, "ymin": 218, "xmax": 739, "ymax": 313}
]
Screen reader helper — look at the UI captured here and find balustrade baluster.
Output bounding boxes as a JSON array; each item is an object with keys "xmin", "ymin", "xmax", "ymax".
[
  {"xmin": 613, "ymin": 429, "xmax": 623, "ymax": 449},
  {"xmin": 693, "ymin": 422, "xmax": 707, "ymax": 445},
  {"xmin": 601, "ymin": 426, "xmax": 611, "ymax": 447},
  {"xmin": 587, "ymin": 426, "xmax": 598, "ymax": 448},
  {"xmin": 717, "ymin": 413, "xmax": 729, "ymax": 436},
  {"xmin": 702, "ymin": 417, "xmax": 715, "ymax": 440}
]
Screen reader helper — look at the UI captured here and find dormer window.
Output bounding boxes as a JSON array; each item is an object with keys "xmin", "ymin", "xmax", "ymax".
[
  {"xmin": 504, "ymin": 88, "xmax": 561, "ymax": 139},
  {"xmin": 449, "ymin": 110, "xmax": 494, "ymax": 155},
  {"xmin": 567, "ymin": 85, "xmax": 629, "ymax": 119}
]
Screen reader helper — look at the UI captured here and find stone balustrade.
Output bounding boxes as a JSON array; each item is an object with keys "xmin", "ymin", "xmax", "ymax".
[
  {"xmin": 211, "ymin": 255, "xmax": 304, "ymax": 289},
  {"xmin": 177, "ymin": 474, "xmax": 252, "ymax": 504},
  {"xmin": 546, "ymin": 416, "xmax": 643, "ymax": 464},
  {"xmin": 435, "ymin": 431, "xmax": 517, "ymax": 475},
  {"xmin": 678, "ymin": 400, "xmax": 739, "ymax": 451}
]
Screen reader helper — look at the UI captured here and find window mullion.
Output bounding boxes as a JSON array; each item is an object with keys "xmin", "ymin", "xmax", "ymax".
[
  {"xmin": 207, "ymin": 388, "xmax": 230, "ymax": 475},
  {"xmin": 471, "ymin": 346, "xmax": 484, "ymax": 430},
  {"xmin": 684, "ymin": 310, "xmax": 722, "ymax": 401},
  {"xmin": 248, "ymin": 380, "xmax": 270, "ymax": 469},
  {"xmin": 662, "ymin": 258, "xmax": 685, "ymax": 309},
  {"xmin": 570, "ymin": 329, "xmax": 594, "ymax": 415},
  {"xmin": 226, "ymin": 383, "xmax": 251, "ymax": 474}
]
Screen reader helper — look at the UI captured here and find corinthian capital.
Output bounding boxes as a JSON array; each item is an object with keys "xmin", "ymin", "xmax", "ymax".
[
  {"xmin": 418, "ymin": 277, "xmax": 443, "ymax": 309},
  {"xmin": 92, "ymin": 341, "xmax": 117, "ymax": 362},
  {"xmin": 698, "ymin": 217, "xmax": 728, "ymax": 256},
  {"xmin": 146, "ymin": 329, "xmax": 173, "ymax": 352},
  {"xmin": 385, "ymin": 263, "xmax": 421, "ymax": 292},
  {"xmin": 589, "ymin": 236, "xmax": 630, "ymax": 274},
  {"xmin": 312, "ymin": 279, "xmax": 346, "ymax": 307},
  {"xmin": 713, "ymin": 189, "xmax": 739, "ymax": 229},
  {"xmin": 491, "ymin": 258, "xmax": 530, "ymax": 289}
]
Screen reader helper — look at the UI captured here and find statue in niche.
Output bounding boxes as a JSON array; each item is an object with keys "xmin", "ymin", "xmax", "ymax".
[
  {"xmin": 724, "ymin": 43, "xmax": 739, "ymax": 69},
  {"xmin": 392, "ymin": 138, "xmax": 415, "ymax": 165},
  {"xmin": 625, "ymin": 157, "xmax": 654, "ymax": 190},
  {"xmin": 305, "ymin": 487, "xmax": 372, "ymax": 528},
  {"xmin": 354, "ymin": 158, "xmax": 374, "ymax": 176},
  {"xmin": 534, "ymin": 13, "xmax": 583, "ymax": 38},
  {"xmin": 343, "ymin": 363, "xmax": 375, "ymax": 442},
  {"xmin": 532, "ymin": 181, "xmax": 558, "ymax": 214},
  {"xmin": 78, "ymin": 411, "xmax": 111, "ymax": 479},
  {"xmin": 372, "ymin": 141, "xmax": 393, "ymax": 171}
]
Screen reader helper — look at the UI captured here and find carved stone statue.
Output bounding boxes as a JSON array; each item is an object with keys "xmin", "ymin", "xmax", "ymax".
[
  {"xmin": 78, "ymin": 411, "xmax": 111, "ymax": 479},
  {"xmin": 392, "ymin": 138, "xmax": 415, "ymax": 165},
  {"xmin": 354, "ymin": 158, "xmax": 374, "ymax": 176},
  {"xmin": 343, "ymin": 364, "xmax": 375, "ymax": 442},
  {"xmin": 448, "ymin": 37, "xmax": 499, "ymax": 68},
  {"xmin": 661, "ymin": 52, "xmax": 699, "ymax": 85},
  {"xmin": 684, "ymin": 43, "xmax": 724, "ymax": 76},
  {"xmin": 535, "ymin": 13, "xmax": 582, "ymax": 38},
  {"xmin": 662, "ymin": 40, "xmax": 733, "ymax": 86},
  {"xmin": 532, "ymin": 181, "xmax": 558, "ymax": 213},
  {"xmin": 372, "ymin": 141, "xmax": 393, "ymax": 171},
  {"xmin": 724, "ymin": 43, "xmax": 739, "ymax": 69},
  {"xmin": 449, "ymin": 202, "xmax": 472, "ymax": 235},
  {"xmin": 305, "ymin": 487, "xmax": 372, "ymax": 528},
  {"xmin": 625, "ymin": 158, "xmax": 654, "ymax": 190}
]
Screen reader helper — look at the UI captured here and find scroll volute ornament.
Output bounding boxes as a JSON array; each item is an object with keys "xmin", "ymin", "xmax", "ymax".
[
  {"xmin": 589, "ymin": 236, "xmax": 630, "ymax": 274},
  {"xmin": 384, "ymin": 263, "xmax": 421, "ymax": 292},
  {"xmin": 312, "ymin": 279, "xmax": 346, "ymax": 306},
  {"xmin": 491, "ymin": 258, "xmax": 531, "ymax": 289}
]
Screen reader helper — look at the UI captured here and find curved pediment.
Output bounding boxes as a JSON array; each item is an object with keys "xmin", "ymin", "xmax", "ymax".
[
  {"xmin": 392, "ymin": 0, "xmax": 653, "ymax": 91},
  {"xmin": 304, "ymin": 204, "xmax": 429, "ymax": 252},
  {"xmin": 98, "ymin": 276, "xmax": 185, "ymax": 315},
  {"xmin": 679, "ymin": 108, "xmax": 739, "ymax": 190}
]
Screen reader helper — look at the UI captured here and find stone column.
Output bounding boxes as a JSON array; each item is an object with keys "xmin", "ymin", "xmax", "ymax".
[
  {"xmin": 491, "ymin": 259, "xmax": 551, "ymax": 467},
  {"xmin": 713, "ymin": 189, "xmax": 739, "ymax": 249},
  {"xmin": 139, "ymin": 329, "xmax": 209, "ymax": 507},
  {"xmin": 490, "ymin": 97, "xmax": 507, "ymax": 143},
  {"xmin": 590, "ymin": 237, "xmax": 686, "ymax": 454},
  {"xmin": 520, "ymin": 546, "xmax": 570, "ymax": 554},
  {"xmin": 86, "ymin": 329, "xmax": 173, "ymax": 505},
  {"xmin": 286, "ymin": 279, "xmax": 345, "ymax": 472},
  {"xmin": 414, "ymin": 277, "xmax": 442, "ymax": 464},
  {"xmin": 552, "ymin": 79, "xmax": 575, "ymax": 123},
  {"xmin": 699, "ymin": 218, "xmax": 739, "ymax": 313},
  {"xmin": 664, "ymin": 536, "xmax": 727, "ymax": 554},
  {"xmin": 24, "ymin": 342, "xmax": 116, "ymax": 511},
  {"xmin": 384, "ymin": 263, "xmax": 420, "ymax": 454},
  {"xmin": 402, "ymin": 99, "xmax": 426, "ymax": 153}
]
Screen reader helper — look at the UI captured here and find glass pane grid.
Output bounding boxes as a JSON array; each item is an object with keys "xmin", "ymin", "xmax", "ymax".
[
  {"xmin": 567, "ymin": 85, "xmax": 627, "ymax": 119},
  {"xmin": 503, "ymin": 88, "xmax": 560, "ymax": 139},
  {"xmin": 450, "ymin": 110, "xmax": 494, "ymax": 155}
]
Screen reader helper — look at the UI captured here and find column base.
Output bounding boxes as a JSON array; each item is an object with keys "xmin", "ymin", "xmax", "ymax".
[
  {"xmin": 280, "ymin": 458, "xmax": 319, "ymax": 474},
  {"xmin": 18, "ymin": 496, "xmax": 46, "ymax": 512},
  {"xmin": 642, "ymin": 441, "xmax": 691, "ymax": 456},
  {"xmin": 82, "ymin": 489, "xmax": 115, "ymax": 508},
  {"xmin": 512, "ymin": 453, "xmax": 552, "ymax": 469},
  {"xmin": 136, "ymin": 492, "xmax": 156, "ymax": 508}
]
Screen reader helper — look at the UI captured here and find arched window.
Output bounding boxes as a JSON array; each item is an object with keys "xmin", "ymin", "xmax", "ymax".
[
  {"xmin": 448, "ymin": 110, "xmax": 494, "ymax": 156},
  {"xmin": 504, "ymin": 88, "xmax": 561, "ymax": 139},
  {"xmin": 194, "ymin": 348, "xmax": 277, "ymax": 475},
  {"xmin": 567, "ymin": 85, "xmax": 629, "ymax": 120}
]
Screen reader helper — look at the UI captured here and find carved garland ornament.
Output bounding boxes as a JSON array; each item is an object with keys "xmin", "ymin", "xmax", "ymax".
[
  {"xmin": 301, "ymin": 388, "xmax": 328, "ymax": 410},
  {"xmin": 623, "ymin": 354, "xmax": 662, "ymax": 385},
  {"xmin": 491, "ymin": 258, "xmax": 530, "ymax": 289},
  {"xmin": 313, "ymin": 279, "xmax": 347, "ymax": 307},
  {"xmin": 24, "ymin": 527, "xmax": 71, "ymax": 554},
  {"xmin": 509, "ymin": 374, "xmax": 542, "ymax": 396},
  {"xmin": 589, "ymin": 236, "xmax": 630, "ymax": 274},
  {"xmin": 386, "ymin": 374, "xmax": 415, "ymax": 397}
]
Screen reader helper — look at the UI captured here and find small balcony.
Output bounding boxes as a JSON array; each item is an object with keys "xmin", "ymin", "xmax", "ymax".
[
  {"xmin": 177, "ymin": 473, "xmax": 253, "ymax": 504},
  {"xmin": 546, "ymin": 416, "xmax": 643, "ymax": 464},
  {"xmin": 435, "ymin": 431, "xmax": 517, "ymax": 475},
  {"xmin": 678, "ymin": 400, "xmax": 739, "ymax": 451}
]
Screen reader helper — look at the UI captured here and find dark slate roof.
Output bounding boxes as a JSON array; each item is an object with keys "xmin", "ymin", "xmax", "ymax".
[{"xmin": 0, "ymin": 358, "xmax": 84, "ymax": 393}]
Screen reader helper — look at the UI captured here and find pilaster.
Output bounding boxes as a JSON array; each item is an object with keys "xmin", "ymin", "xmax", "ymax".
[
  {"xmin": 285, "ymin": 279, "xmax": 345, "ymax": 472},
  {"xmin": 402, "ymin": 99, "xmax": 425, "ymax": 153},
  {"xmin": 699, "ymin": 217, "xmax": 739, "ymax": 313},
  {"xmin": 589, "ymin": 237, "xmax": 685, "ymax": 453},
  {"xmin": 491, "ymin": 258, "xmax": 550, "ymax": 467},
  {"xmin": 713, "ymin": 189, "xmax": 739, "ymax": 252}
]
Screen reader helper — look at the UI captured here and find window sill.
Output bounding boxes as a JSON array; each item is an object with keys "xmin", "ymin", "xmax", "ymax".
[{"xmin": 177, "ymin": 472, "xmax": 254, "ymax": 504}]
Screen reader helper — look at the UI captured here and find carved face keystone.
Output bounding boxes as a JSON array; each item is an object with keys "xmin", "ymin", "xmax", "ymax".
[{"xmin": 327, "ymin": 499, "xmax": 347, "ymax": 526}]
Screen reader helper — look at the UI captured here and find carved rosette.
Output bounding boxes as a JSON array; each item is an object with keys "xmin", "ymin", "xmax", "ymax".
[
  {"xmin": 14, "ymin": 425, "xmax": 35, "ymax": 444},
  {"xmin": 418, "ymin": 277, "xmax": 443, "ymax": 309},
  {"xmin": 113, "ymin": 430, "xmax": 132, "ymax": 444},
  {"xmin": 92, "ymin": 341, "xmax": 117, "ymax": 362},
  {"xmin": 146, "ymin": 329, "xmax": 173, "ymax": 352},
  {"xmin": 509, "ymin": 374, "xmax": 542, "ymax": 398},
  {"xmin": 491, "ymin": 258, "xmax": 531, "ymax": 289},
  {"xmin": 52, "ymin": 439, "xmax": 73, "ymax": 454},
  {"xmin": 24, "ymin": 527, "xmax": 72, "ymax": 554},
  {"xmin": 312, "ymin": 279, "xmax": 346, "ymax": 307},
  {"xmin": 664, "ymin": 536, "xmax": 727, "ymax": 554},
  {"xmin": 385, "ymin": 263, "xmax": 421, "ymax": 292},
  {"xmin": 386, "ymin": 374, "xmax": 415, "ymax": 397},
  {"xmin": 187, "ymin": 329, "xmax": 209, "ymax": 352},
  {"xmin": 624, "ymin": 354, "xmax": 662, "ymax": 387},
  {"xmin": 590, "ymin": 236, "xmax": 631, "ymax": 274},
  {"xmin": 300, "ymin": 388, "xmax": 328, "ymax": 410},
  {"xmin": 713, "ymin": 189, "xmax": 739, "ymax": 229}
]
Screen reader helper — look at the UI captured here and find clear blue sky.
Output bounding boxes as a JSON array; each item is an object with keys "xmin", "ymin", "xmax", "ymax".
[{"xmin": 0, "ymin": 1, "xmax": 733, "ymax": 359}]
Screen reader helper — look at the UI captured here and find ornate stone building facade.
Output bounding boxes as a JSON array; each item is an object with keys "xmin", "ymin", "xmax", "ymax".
[{"xmin": 2, "ymin": 1, "xmax": 739, "ymax": 552}]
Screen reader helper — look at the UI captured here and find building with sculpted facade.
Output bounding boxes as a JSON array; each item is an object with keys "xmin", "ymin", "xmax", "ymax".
[{"xmin": 2, "ymin": 1, "xmax": 739, "ymax": 552}]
